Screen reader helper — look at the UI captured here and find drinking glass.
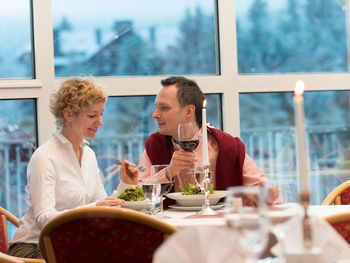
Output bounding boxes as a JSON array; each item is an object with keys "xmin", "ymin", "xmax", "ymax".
[
  {"xmin": 265, "ymin": 182, "xmax": 298, "ymax": 260},
  {"xmin": 192, "ymin": 163, "xmax": 216, "ymax": 215},
  {"xmin": 177, "ymin": 122, "xmax": 199, "ymax": 152},
  {"xmin": 225, "ymin": 186, "xmax": 270, "ymax": 262},
  {"xmin": 141, "ymin": 173, "xmax": 161, "ymax": 216},
  {"xmin": 178, "ymin": 122, "xmax": 215, "ymax": 215},
  {"xmin": 151, "ymin": 164, "xmax": 173, "ymax": 218},
  {"xmin": 193, "ymin": 163, "xmax": 205, "ymax": 191}
]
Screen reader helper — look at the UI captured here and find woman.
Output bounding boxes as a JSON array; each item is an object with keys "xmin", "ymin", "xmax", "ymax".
[{"xmin": 9, "ymin": 77, "xmax": 136, "ymax": 258}]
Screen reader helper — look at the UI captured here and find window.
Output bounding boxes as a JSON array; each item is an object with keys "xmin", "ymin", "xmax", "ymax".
[
  {"xmin": 52, "ymin": 0, "xmax": 218, "ymax": 77},
  {"xmin": 0, "ymin": 99, "xmax": 37, "ymax": 237},
  {"xmin": 0, "ymin": 0, "xmax": 34, "ymax": 78},
  {"xmin": 236, "ymin": 0, "xmax": 348, "ymax": 74},
  {"xmin": 2, "ymin": 0, "xmax": 350, "ymax": 219},
  {"xmin": 240, "ymin": 91, "xmax": 350, "ymax": 203}
]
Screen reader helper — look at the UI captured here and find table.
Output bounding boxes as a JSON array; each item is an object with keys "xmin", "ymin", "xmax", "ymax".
[
  {"xmin": 162, "ymin": 203, "xmax": 350, "ymax": 228},
  {"xmin": 156, "ymin": 204, "xmax": 350, "ymax": 262}
]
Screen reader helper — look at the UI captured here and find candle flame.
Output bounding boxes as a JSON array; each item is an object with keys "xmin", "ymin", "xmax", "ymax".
[
  {"xmin": 203, "ymin": 100, "xmax": 207, "ymax": 108},
  {"xmin": 295, "ymin": 80, "xmax": 304, "ymax": 96}
]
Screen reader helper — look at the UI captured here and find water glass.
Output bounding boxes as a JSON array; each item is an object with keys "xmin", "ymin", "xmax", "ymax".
[
  {"xmin": 151, "ymin": 164, "xmax": 173, "ymax": 218},
  {"xmin": 142, "ymin": 175, "xmax": 161, "ymax": 216},
  {"xmin": 225, "ymin": 186, "xmax": 270, "ymax": 262}
]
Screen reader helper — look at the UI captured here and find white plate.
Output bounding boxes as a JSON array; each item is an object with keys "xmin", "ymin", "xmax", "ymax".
[
  {"xmin": 169, "ymin": 203, "xmax": 225, "ymax": 211},
  {"xmin": 166, "ymin": 191, "xmax": 227, "ymax": 206},
  {"xmin": 267, "ymin": 203, "xmax": 300, "ymax": 224},
  {"xmin": 121, "ymin": 200, "xmax": 150, "ymax": 211}
]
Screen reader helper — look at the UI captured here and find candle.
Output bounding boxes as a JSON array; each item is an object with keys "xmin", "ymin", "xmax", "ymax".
[
  {"xmin": 293, "ymin": 80, "xmax": 309, "ymax": 194},
  {"xmin": 202, "ymin": 100, "xmax": 209, "ymax": 166}
]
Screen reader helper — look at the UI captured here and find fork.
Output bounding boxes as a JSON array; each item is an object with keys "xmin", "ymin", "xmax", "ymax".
[{"xmin": 102, "ymin": 161, "xmax": 146, "ymax": 184}]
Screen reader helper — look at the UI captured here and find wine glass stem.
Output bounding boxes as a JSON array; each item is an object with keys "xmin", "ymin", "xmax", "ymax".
[
  {"xmin": 150, "ymin": 201, "xmax": 155, "ymax": 215},
  {"xmin": 150, "ymin": 196, "xmax": 158, "ymax": 215},
  {"xmin": 159, "ymin": 196, "xmax": 164, "ymax": 213},
  {"xmin": 275, "ymin": 230, "xmax": 286, "ymax": 261}
]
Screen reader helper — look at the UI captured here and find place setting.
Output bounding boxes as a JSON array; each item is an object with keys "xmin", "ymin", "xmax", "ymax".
[
  {"xmin": 166, "ymin": 190, "xmax": 227, "ymax": 211},
  {"xmin": 165, "ymin": 161, "xmax": 227, "ymax": 215},
  {"xmin": 113, "ymin": 164, "xmax": 174, "ymax": 217},
  {"xmin": 166, "ymin": 118, "xmax": 228, "ymax": 214}
]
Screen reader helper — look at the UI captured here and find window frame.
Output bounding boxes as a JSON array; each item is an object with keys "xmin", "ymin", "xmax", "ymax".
[{"xmin": 0, "ymin": 0, "xmax": 348, "ymax": 146}]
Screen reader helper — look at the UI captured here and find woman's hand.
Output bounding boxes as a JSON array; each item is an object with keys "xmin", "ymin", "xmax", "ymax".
[
  {"xmin": 96, "ymin": 197, "xmax": 124, "ymax": 206},
  {"xmin": 120, "ymin": 160, "xmax": 139, "ymax": 185}
]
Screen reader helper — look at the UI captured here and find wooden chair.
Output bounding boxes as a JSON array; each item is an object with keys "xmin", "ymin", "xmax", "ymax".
[
  {"xmin": 39, "ymin": 206, "xmax": 177, "ymax": 263},
  {"xmin": 325, "ymin": 212, "xmax": 350, "ymax": 244},
  {"xmin": 0, "ymin": 207, "xmax": 45, "ymax": 263},
  {"xmin": 0, "ymin": 252, "xmax": 25, "ymax": 263},
  {"xmin": 322, "ymin": 180, "xmax": 350, "ymax": 205}
]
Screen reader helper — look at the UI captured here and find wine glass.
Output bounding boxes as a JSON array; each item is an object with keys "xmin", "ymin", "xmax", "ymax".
[
  {"xmin": 177, "ymin": 122, "xmax": 200, "ymax": 152},
  {"xmin": 177, "ymin": 122, "xmax": 200, "ymax": 190},
  {"xmin": 141, "ymin": 173, "xmax": 161, "ymax": 216},
  {"xmin": 151, "ymin": 164, "xmax": 173, "ymax": 218},
  {"xmin": 192, "ymin": 163, "xmax": 216, "ymax": 215},
  {"xmin": 225, "ymin": 186, "xmax": 270, "ymax": 262},
  {"xmin": 178, "ymin": 122, "xmax": 215, "ymax": 215},
  {"xmin": 265, "ymin": 182, "xmax": 298, "ymax": 260},
  {"xmin": 193, "ymin": 163, "xmax": 205, "ymax": 191}
]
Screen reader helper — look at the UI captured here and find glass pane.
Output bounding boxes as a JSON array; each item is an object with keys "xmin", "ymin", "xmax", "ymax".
[
  {"xmin": 52, "ymin": 0, "xmax": 218, "ymax": 77},
  {"xmin": 240, "ymin": 91, "xmax": 350, "ymax": 204},
  {"xmin": 0, "ymin": 99, "xmax": 37, "ymax": 237},
  {"xmin": 90, "ymin": 94, "xmax": 222, "ymax": 195},
  {"xmin": 236, "ymin": 0, "xmax": 348, "ymax": 74},
  {"xmin": 0, "ymin": 0, "xmax": 34, "ymax": 79}
]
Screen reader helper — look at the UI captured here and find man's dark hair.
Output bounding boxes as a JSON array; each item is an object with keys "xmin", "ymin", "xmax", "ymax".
[{"xmin": 161, "ymin": 76, "xmax": 205, "ymax": 127}]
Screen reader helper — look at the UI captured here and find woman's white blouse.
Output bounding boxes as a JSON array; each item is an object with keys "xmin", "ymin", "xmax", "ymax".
[{"xmin": 11, "ymin": 132, "xmax": 107, "ymax": 244}]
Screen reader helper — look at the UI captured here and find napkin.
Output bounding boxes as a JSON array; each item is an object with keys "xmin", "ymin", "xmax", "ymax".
[
  {"xmin": 153, "ymin": 226, "xmax": 244, "ymax": 263},
  {"xmin": 272, "ymin": 214, "xmax": 350, "ymax": 262}
]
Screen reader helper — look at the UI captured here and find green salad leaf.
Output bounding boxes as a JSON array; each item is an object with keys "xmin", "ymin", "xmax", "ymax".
[
  {"xmin": 118, "ymin": 186, "xmax": 146, "ymax": 201},
  {"xmin": 181, "ymin": 184, "xmax": 214, "ymax": 195}
]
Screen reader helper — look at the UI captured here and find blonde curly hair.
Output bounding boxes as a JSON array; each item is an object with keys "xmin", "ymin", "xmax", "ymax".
[{"xmin": 50, "ymin": 77, "xmax": 107, "ymax": 128}]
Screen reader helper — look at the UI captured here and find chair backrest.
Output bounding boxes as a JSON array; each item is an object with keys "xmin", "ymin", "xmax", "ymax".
[
  {"xmin": 0, "ymin": 214, "xmax": 9, "ymax": 253},
  {"xmin": 322, "ymin": 180, "xmax": 350, "ymax": 205},
  {"xmin": 0, "ymin": 252, "xmax": 25, "ymax": 263},
  {"xmin": 39, "ymin": 206, "xmax": 177, "ymax": 263},
  {"xmin": 0, "ymin": 208, "xmax": 45, "ymax": 263},
  {"xmin": 0, "ymin": 207, "xmax": 19, "ymax": 254},
  {"xmin": 325, "ymin": 212, "xmax": 350, "ymax": 244}
]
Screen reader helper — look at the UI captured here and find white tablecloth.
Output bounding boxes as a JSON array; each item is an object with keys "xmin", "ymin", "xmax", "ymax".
[
  {"xmin": 155, "ymin": 204, "xmax": 350, "ymax": 263},
  {"xmin": 162, "ymin": 203, "xmax": 350, "ymax": 228}
]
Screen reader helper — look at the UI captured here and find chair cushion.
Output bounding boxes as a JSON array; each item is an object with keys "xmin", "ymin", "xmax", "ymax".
[
  {"xmin": 341, "ymin": 188, "xmax": 350, "ymax": 205},
  {"xmin": 50, "ymin": 217, "xmax": 164, "ymax": 263},
  {"xmin": 331, "ymin": 221, "xmax": 350, "ymax": 244}
]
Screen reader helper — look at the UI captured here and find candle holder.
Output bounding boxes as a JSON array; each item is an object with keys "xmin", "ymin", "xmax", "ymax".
[
  {"xmin": 198, "ymin": 165, "xmax": 216, "ymax": 215},
  {"xmin": 299, "ymin": 191, "xmax": 312, "ymax": 249}
]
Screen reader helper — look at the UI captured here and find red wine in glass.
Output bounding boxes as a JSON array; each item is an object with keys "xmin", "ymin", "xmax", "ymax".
[
  {"xmin": 178, "ymin": 140, "xmax": 200, "ymax": 152},
  {"xmin": 178, "ymin": 122, "xmax": 200, "ymax": 152}
]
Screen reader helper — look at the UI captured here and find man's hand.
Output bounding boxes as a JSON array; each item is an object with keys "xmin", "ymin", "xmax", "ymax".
[
  {"xmin": 168, "ymin": 150, "xmax": 196, "ymax": 179},
  {"xmin": 267, "ymin": 185, "xmax": 280, "ymax": 205},
  {"xmin": 120, "ymin": 160, "xmax": 139, "ymax": 185}
]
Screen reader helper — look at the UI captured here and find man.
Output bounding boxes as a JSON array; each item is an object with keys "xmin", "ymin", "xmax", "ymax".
[{"xmin": 138, "ymin": 76, "xmax": 281, "ymax": 204}]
